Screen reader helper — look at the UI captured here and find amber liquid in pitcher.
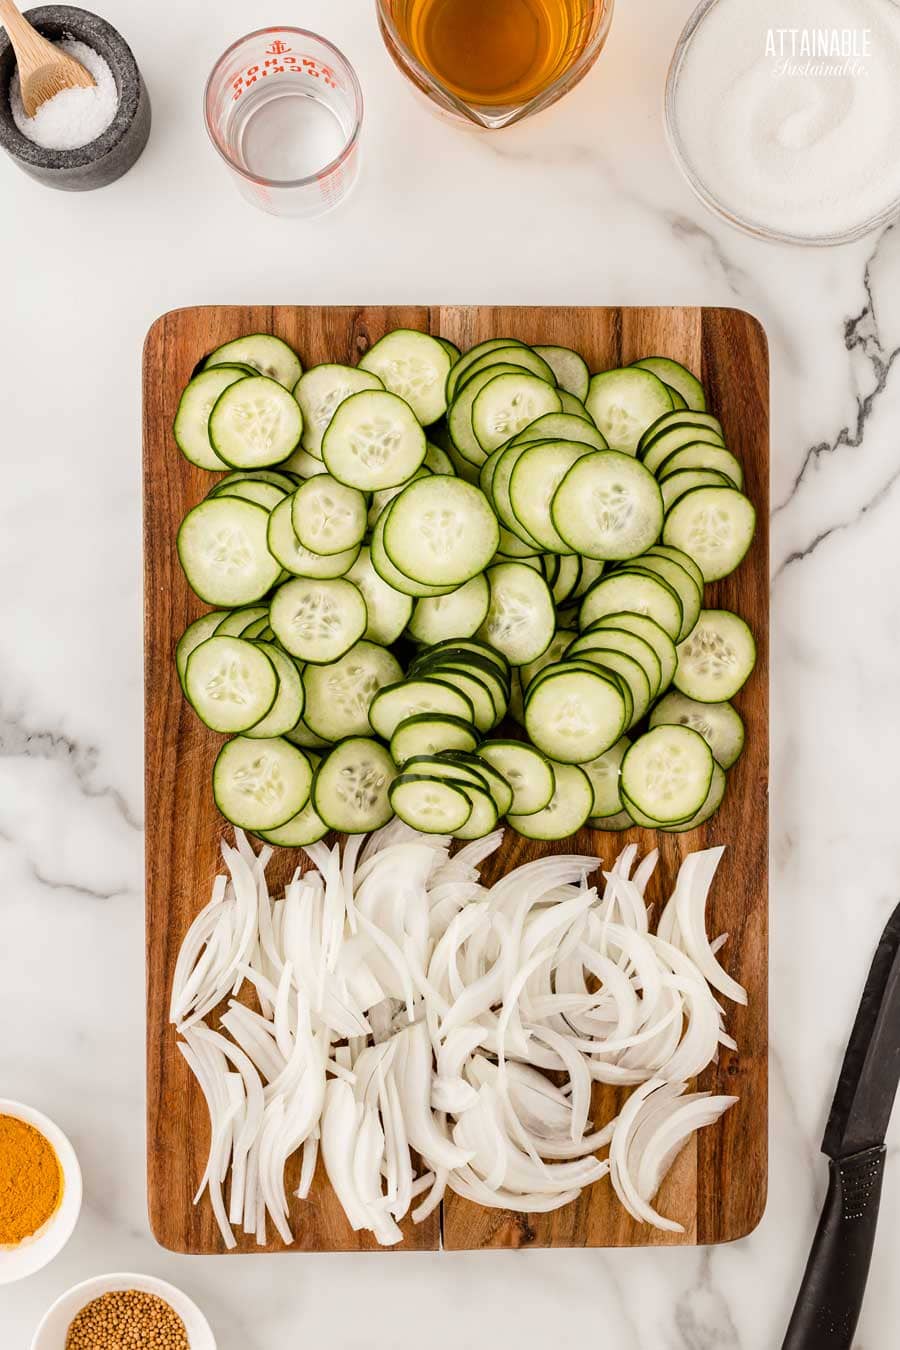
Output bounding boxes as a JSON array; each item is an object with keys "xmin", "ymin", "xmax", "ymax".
[{"xmin": 389, "ymin": 0, "xmax": 603, "ymax": 109}]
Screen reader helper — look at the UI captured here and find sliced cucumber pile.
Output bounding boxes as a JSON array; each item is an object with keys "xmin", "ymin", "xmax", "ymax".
[{"xmin": 173, "ymin": 331, "xmax": 757, "ymax": 840}]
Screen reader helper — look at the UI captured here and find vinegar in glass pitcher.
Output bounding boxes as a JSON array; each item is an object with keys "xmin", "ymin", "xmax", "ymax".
[{"xmin": 388, "ymin": 0, "xmax": 606, "ymax": 110}]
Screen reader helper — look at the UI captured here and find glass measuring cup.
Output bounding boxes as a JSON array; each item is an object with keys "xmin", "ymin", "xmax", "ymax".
[
  {"xmin": 205, "ymin": 28, "xmax": 363, "ymax": 217},
  {"xmin": 376, "ymin": 0, "xmax": 614, "ymax": 129}
]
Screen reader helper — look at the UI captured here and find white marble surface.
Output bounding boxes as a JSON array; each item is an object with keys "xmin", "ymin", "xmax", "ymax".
[{"xmin": 1, "ymin": 0, "xmax": 899, "ymax": 1344}]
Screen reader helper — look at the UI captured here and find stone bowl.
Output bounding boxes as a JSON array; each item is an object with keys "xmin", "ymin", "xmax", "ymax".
[{"xmin": 0, "ymin": 5, "xmax": 150, "ymax": 190}]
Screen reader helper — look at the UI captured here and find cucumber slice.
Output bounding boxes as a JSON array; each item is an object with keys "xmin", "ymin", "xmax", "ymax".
[
  {"xmin": 585, "ymin": 369, "xmax": 673, "ymax": 455},
  {"xmin": 674, "ymin": 609, "xmax": 756, "ymax": 702},
  {"xmin": 508, "ymin": 440, "xmax": 593, "ymax": 553},
  {"xmin": 408, "ymin": 576, "xmax": 491, "ymax": 645},
  {"xmin": 174, "ymin": 368, "xmax": 248, "ymax": 470},
  {"xmin": 184, "ymin": 636, "xmax": 278, "ymax": 733},
  {"xmin": 412, "ymin": 638, "xmax": 511, "ymax": 681},
  {"xmin": 580, "ymin": 735, "xmax": 630, "ymax": 818},
  {"xmin": 447, "ymin": 338, "xmax": 526, "ymax": 401},
  {"xmin": 656, "ymin": 444, "xmax": 744, "ymax": 490},
  {"xmin": 457, "ymin": 345, "xmax": 556, "ymax": 393},
  {"xmin": 620, "ymin": 726, "xmax": 713, "ymax": 825},
  {"xmin": 640, "ymin": 427, "xmax": 724, "ymax": 473},
  {"xmin": 258, "ymin": 756, "xmax": 329, "ymax": 846},
  {"xmin": 205, "ymin": 334, "xmax": 302, "ymax": 390},
  {"xmin": 667, "ymin": 387, "xmax": 688, "ymax": 411},
  {"xmin": 367, "ymin": 467, "xmax": 431, "ymax": 531},
  {"xmin": 285, "ymin": 719, "xmax": 330, "ymax": 750},
  {"xmin": 216, "ymin": 469, "xmax": 298, "ymax": 492},
  {"xmin": 471, "ymin": 372, "xmax": 562, "ymax": 454},
  {"xmin": 527, "ymin": 657, "xmax": 634, "ymax": 730},
  {"xmin": 383, "ymin": 477, "xmax": 499, "ymax": 587},
  {"xmin": 510, "ymin": 413, "xmax": 607, "ymax": 450},
  {"xmin": 175, "ymin": 611, "xmax": 228, "ymax": 688},
  {"xmin": 389, "ymin": 775, "xmax": 473, "ymax": 834},
  {"xmin": 644, "ymin": 543, "xmax": 704, "ymax": 593},
  {"xmin": 390, "ymin": 714, "xmax": 480, "ymax": 766},
  {"xmin": 552, "ymin": 554, "xmax": 582, "ymax": 604},
  {"xmin": 414, "ymin": 655, "xmax": 509, "ymax": 717},
  {"xmin": 557, "ymin": 391, "xmax": 593, "ymax": 421},
  {"xmin": 450, "ymin": 782, "xmax": 499, "ymax": 840},
  {"xmin": 663, "ymin": 486, "xmax": 757, "ymax": 583},
  {"xmin": 587, "ymin": 612, "xmax": 677, "ymax": 691},
  {"xmin": 322, "ymin": 390, "xmax": 426, "ymax": 490},
  {"xmin": 478, "ymin": 739, "xmax": 555, "ymax": 815},
  {"xmin": 209, "ymin": 377, "xmax": 303, "ymax": 469},
  {"xmin": 449, "ymin": 363, "xmax": 541, "ymax": 465},
  {"xmin": 245, "ymin": 642, "xmax": 306, "ymax": 738},
  {"xmin": 508, "ymin": 762, "xmax": 593, "ymax": 840},
  {"xmin": 291, "ymin": 476, "xmax": 367, "ymax": 556},
  {"xmin": 579, "ymin": 571, "xmax": 683, "ymax": 643},
  {"xmin": 443, "ymin": 751, "xmax": 513, "ymax": 816},
  {"xmin": 572, "ymin": 557, "xmax": 606, "ymax": 599},
  {"xmin": 213, "ymin": 736, "xmax": 313, "ymax": 831},
  {"xmin": 293, "ymin": 364, "xmax": 384, "ymax": 458},
  {"xmin": 588, "ymin": 809, "xmax": 634, "ymax": 831},
  {"xmin": 267, "ymin": 497, "xmax": 360, "ymax": 578},
  {"xmin": 662, "ymin": 761, "xmax": 727, "ymax": 832},
  {"xmin": 422, "ymin": 666, "xmax": 496, "ymax": 733},
  {"xmin": 639, "ymin": 410, "xmax": 723, "ymax": 453},
  {"xmin": 312, "ymin": 738, "xmax": 396, "ymax": 833},
  {"xmin": 525, "ymin": 665, "xmax": 627, "ymax": 762},
  {"xmin": 437, "ymin": 338, "xmax": 461, "ymax": 365},
  {"xmin": 487, "ymin": 444, "xmax": 543, "ymax": 549},
  {"xmin": 650, "ymin": 692, "xmax": 744, "ymax": 769},
  {"xmin": 660, "ymin": 469, "xmax": 733, "ymax": 512},
  {"xmin": 552, "ymin": 451, "xmax": 664, "ymax": 560},
  {"xmin": 280, "ymin": 446, "xmax": 329, "ymax": 478},
  {"xmin": 369, "ymin": 508, "xmax": 456, "ymax": 599},
  {"xmin": 177, "ymin": 498, "xmax": 281, "ymax": 607},
  {"xmin": 533, "ymin": 345, "xmax": 590, "ymax": 401},
  {"xmin": 359, "ymin": 330, "xmax": 452, "ymax": 425},
  {"xmin": 369, "ymin": 678, "xmax": 475, "ymax": 740},
  {"xmin": 269, "ymin": 577, "xmax": 368, "ymax": 664},
  {"xmin": 568, "ymin": 629, "xmax": 662, "ymax": 700},
  {"xmin": 565, "ymin": 645, "xmax": 651, "ymax": 727},
  {"xmin": 346, "ymin": 546, "xmax": 414, "ymax": 644},
  {"xmin": 478, "ymin": 562, "xmax": 556, "ymax": 666},
  {"xmin": 630, "ymin": 357, "xmax": 706, "ymax": 413},
  {"xmin": 617, "ymin": 554, "xmax": 701, "ymax": 643},
  {"xmin": 213, "ymin": 480, "xmax": 286, "ymax": 511},
  {"xmin": 302, "ymin": 641, "xmax": 403, "ymax": 741},
  {"xmin": 520, "ymin": 629, "xmax": 576, "ymax": 690},
  {"xmin": 424, "ymin": 441, "xmax": 456, "ymax": 475},
  {"xmin": 401, "ymin": 754, "xmax": 491, "ymax": 794}
]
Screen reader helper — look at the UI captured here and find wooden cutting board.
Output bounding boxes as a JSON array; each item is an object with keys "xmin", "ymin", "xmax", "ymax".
[{"xmin": 144, "ymin": 305, "xmax": 768, "ymax": 1254}]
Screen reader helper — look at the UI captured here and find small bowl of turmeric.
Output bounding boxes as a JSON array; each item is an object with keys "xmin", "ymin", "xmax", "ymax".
[{"xmin": 0, "ymin": 1099, "xmax": 82, "ymax": 1284}]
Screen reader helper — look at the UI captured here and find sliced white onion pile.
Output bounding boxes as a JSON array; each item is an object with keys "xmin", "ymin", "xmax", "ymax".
[{"xmin": 170, "ymin": 827, "xmax": 745, "ymax": 1247}]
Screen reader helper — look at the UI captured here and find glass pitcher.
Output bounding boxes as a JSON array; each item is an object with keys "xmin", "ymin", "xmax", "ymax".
[{"xmin": 376, "ymin": 0, "xmax": 614, "ymax": 130}]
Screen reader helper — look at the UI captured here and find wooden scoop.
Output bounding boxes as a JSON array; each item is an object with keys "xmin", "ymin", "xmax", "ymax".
[{"xmin": 0, "ymin": 0, "xmax": 94, "ymax": 117}]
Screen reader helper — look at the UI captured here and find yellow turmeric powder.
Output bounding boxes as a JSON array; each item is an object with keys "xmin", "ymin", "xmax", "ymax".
[{"xmin": 0, "ymin": 1114, "xmax": 63, "ymax": 1245}]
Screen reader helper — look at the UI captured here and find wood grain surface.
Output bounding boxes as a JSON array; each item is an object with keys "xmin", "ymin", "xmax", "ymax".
[{"xmin": 144, "ymin": 306, "xmax": 769, "ymax": 1254}]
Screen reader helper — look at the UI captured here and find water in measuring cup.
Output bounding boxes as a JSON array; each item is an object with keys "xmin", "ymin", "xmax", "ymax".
[{"xmin": 233, "ymin": 83, "xmax": 348, "ymax": 182}]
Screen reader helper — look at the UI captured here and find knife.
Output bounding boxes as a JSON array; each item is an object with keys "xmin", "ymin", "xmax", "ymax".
[{"xmin": 782, "ymin": 899, "xmax": 900, "ymax": 1349}]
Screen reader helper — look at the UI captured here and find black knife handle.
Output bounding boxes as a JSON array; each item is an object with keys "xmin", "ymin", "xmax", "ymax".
[{"xmin": 782, "ymin": 1145, "xmax": 886, "ymax": 1350}]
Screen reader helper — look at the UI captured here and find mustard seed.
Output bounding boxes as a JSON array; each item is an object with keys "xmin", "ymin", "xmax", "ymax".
[{"xmin": 65, "ymin": 1289, "xmax": 190, "ymax": 1349}]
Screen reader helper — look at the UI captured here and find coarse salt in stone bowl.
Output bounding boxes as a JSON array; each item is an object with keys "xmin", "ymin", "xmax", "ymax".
[{"xmin": 0, "ymin": 5, "xmax": 150, "ymax": 190}]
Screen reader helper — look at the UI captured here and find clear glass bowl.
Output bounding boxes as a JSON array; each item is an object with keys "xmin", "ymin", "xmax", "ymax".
[
  {"xmin": 376, "ymin": 0, "xmax": 615, "ymax": 130},
  {"xmin": 664, "ymin": 0, "xmax": 900, "ymax": 247}
]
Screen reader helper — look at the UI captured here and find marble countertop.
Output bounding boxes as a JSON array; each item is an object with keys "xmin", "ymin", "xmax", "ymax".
[{"xmin": 2, "ymin": 0, "xmax": 900, "ymax": 1344}]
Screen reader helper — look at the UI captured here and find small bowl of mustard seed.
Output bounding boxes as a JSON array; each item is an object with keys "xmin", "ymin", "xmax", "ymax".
[
  {"xmin": 31, "ymin": 1272, "xmax": 216, "ymax": 1350},
  {"xmin": 0, "ymin": 1099, "xmax": 82, "ymax": 1284}
]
